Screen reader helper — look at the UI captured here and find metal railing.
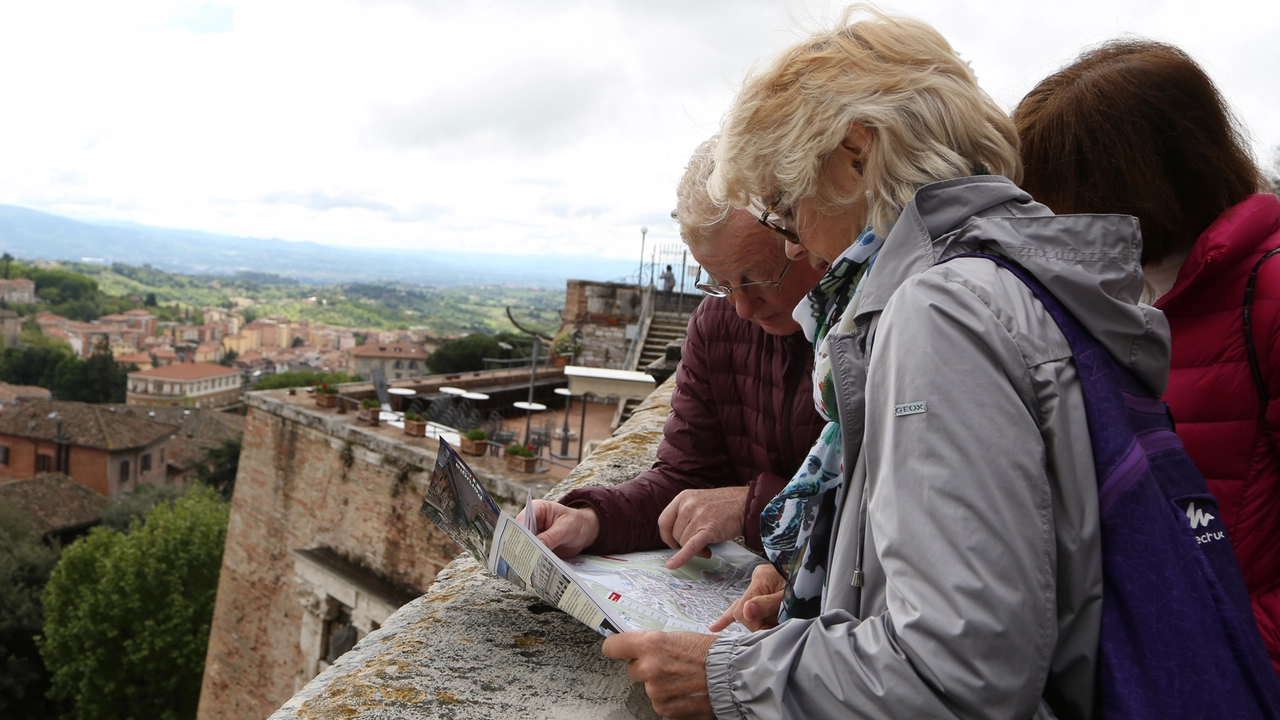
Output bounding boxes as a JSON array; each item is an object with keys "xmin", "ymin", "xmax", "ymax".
[{"xmin": 622, "ymin": 285, "xmax": 655, "ymax": 372}]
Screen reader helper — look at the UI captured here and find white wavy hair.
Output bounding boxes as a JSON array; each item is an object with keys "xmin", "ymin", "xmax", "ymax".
[
  {"xmin": 709, "ymin": 4, "xmax": 1021, "ymax": 238},
  {"xmin": 674, "ymin": 136, "xmax": 731, "ymax": 250}
]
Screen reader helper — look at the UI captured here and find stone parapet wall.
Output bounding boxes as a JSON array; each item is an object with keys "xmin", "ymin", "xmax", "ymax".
[{"xmin": 268, "ymin": 377, "xmax": 678, "ymax": 720}]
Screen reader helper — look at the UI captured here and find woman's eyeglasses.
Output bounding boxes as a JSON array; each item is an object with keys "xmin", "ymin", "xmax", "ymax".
[
  {"xmin": 696, "ymin": 258, "xmax": 793, "ymax": 298},
  {"xmin": 757, "ymin": 195, "xmax": 801, "ymax": 245}
]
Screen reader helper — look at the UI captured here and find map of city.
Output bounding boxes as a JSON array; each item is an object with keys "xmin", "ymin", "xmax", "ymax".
[{"xmin": 565, "ymin": 543, "xmax": 766, "ymax": 635}]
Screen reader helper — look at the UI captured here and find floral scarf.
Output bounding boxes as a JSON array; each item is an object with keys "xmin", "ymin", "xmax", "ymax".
[{"xmin": 760, "ymin": 228, "xmax": 882, "ymax": 621}]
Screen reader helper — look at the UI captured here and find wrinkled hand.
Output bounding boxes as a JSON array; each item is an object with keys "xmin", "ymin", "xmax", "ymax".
[
  {"xmin": 517, "ymin": 500, "xmax": 599, "ymax": 558},
  {"xmin": 658, "ymin": 486, "xmax": 749, "ymax": 569},
  {"xmin": 602, "ymin": 630, "xmax": 718, "ymax": 720},
  {"xmin": 708, "ymin": 563, "xmax": 785, "ymax": 633}
]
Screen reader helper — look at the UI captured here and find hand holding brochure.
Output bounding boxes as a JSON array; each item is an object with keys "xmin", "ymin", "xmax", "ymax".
[{"xmin": 419, "ymin": 439, "xmax": 765, "ymax": 636}]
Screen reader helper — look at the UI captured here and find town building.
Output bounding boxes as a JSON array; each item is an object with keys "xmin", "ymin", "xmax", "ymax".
[
  {"xmin": 126, "ymin": 362, "xmax": 243, "ymax": 409},
  {"xmin": 347, "ymin": 342, "xmax": 429, "ymax": 381},
  {"xmin": 0, "ymin": 308, "xmax": 19, "ymax": 349},
  {"xmin": 0, "ymin": 399, "xmax": 176, "ymax": 496},
  {"xmin": 0, "ymin": 382, "xmax": 51, "ymax": 411},
  {"xmin": 0, "ymin": 277, "xmax": 36, "ymax": 304},
  {"xmin": 113, "ymin": 352, "xmax": 154, "ymax": 371},
  {"xmin": 0, "ymin": 472, "xmax": 107, "ymax": 543},
  {"xmin": 103, "ymin": 404, "xmax": 244, "ymax": 482}
]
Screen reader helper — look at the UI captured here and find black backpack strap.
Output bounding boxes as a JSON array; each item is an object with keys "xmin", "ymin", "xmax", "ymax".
[{"xmin": 1243, "ymin": 248, "xmax": 1280, "ymax": 410}]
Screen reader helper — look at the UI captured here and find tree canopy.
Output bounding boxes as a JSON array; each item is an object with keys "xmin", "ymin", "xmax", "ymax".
[
  {"xmin": 39, "ymin": 485, "xmax": 229, "ymax": 720},
  {"xmin": 251, "ymin": 370, "xmax": 358, "ymax": 390},
  {"xmin": 0, "ymin": 505, "xmax": 61, "ymax": 719},
  {"xmin": 192, "ymin": 437, "xmax": 243, "ymax": 499},
  {"xmin": 426, "ymin": 331, "xmax": 526, "ymax": 374},
  {"xmin": 0, "ymin": 340, "xmax": 134, "ymax": 403}
]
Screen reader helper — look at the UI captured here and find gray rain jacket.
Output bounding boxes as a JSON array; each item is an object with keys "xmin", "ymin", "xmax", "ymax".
[{"xmin": 705, "ymin": 176, "xmax": 1171, "ymax": 719}]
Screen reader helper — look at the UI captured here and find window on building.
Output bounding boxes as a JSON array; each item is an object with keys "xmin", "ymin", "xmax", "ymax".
[
  {"xmin": 0, "ymin": 446, "xmax": 8, "ymax": 465},
  {"xmin": 119, "ymin": 460, "xmax": 130, "ymax": 483},
  {"xmin": 141, "ymin": 453, "xmax": 152, "ymax": 473},
  {"xmin": 160, "ymin": 448, "xmax": 165, "ymax": 464},
  {"xmin": 37, "ymin": 454, "xmax": 52, "ymax": 472},
  {"xmin": 408, "ymin": 361, "xmax": 417, "ymax": 370},
  {"xmin": 393, "ymin": 360, "xmax": 403, "ymax": 369}
]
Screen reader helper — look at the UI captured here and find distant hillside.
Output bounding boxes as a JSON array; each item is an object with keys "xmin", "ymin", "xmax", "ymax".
[{"xmin": 0, "ymin": 205, "xmax": 639, "ymax": 288}]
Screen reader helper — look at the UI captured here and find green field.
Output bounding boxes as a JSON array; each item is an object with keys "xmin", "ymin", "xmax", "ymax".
[{"xmin": 44, "ymin": 262, "xmax": 565, "ymax": 336}]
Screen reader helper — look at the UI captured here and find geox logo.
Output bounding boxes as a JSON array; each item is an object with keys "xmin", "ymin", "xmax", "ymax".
[
  {"xmin": 1186, "ymin": 502, "xmax": 1214, "ymax": 529},
  {"xmin": 1186, "ymin": 502, "xmax": 1225, "ymax": 545},
  {"xmin": 894, "ymin": 401, "xmax": 926, "ymax": 417}
]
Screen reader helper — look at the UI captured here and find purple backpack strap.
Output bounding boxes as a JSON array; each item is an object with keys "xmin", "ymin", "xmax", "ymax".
[{"xmin": 941, "ymin": 252, "xmax": 1280, "ymax": 719}]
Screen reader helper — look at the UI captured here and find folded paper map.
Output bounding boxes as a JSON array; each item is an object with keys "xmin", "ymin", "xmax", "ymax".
[{"xmin": 419, "ymin": 439, "xmax": 764, "ymax": 636}]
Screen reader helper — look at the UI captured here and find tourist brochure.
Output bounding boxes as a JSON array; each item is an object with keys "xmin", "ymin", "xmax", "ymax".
[{"xmin": 419, "ymin": 438, "xmax": 765, "ymax": 637}]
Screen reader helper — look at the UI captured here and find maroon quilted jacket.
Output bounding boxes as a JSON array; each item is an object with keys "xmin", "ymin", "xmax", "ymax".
[
  {"xmin": 1156, "ymin": 193, "xmax": 1280, "ymax": 675},
  {"xmin": 559, "ymin": 297, "xmax": 824, "ymax": 555}
]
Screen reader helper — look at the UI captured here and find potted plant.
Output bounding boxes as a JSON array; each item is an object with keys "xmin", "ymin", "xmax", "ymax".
[
  {"xmin": 359, "ymin": 398, "xmax": 381, "ymax": 426},
  {"xmin": 403, "ymin": 411, "xmax": 427, "ymax": 437},
  {"xmin": 314, "ymin": 382, "xmax": 339, "ymax": 408},
  {"xmin": 550, "ymin": 331, "xmax": 579, "ymax": 367},
  {"xmin": 503, "ymin": 442, "xmax": 538, "ymax": 473},
  {"xmin": 460, "ymin": 428, "xmax": 488, "ymax": 456}
]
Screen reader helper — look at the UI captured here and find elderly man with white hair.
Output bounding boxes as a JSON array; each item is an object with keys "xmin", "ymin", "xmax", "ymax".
[{"xmin": 522, "ymin": 137, "xmax": 825, "ymax": 578}]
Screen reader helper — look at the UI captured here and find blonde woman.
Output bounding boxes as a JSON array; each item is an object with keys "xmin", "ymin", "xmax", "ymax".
[{"xmin": 603, "ymin": 7, "xmax": 1169, "ymax": 719}]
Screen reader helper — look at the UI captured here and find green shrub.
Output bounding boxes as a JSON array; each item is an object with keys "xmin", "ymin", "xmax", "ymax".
[
  {"xmin": 504, "ymin": 443, "xmax": 534, "ymax": 458},
  {"xmin": 464, "ymin": 428, "xmax": 488, "ymax": 441}
]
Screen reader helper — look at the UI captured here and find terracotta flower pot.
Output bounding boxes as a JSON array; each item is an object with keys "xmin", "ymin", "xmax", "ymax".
[
  {"xmin": 315, "ymin": 393, "xmax": 337, "ymax": 408},
  {"xmin": 403, "ymin": 420, "xmax": 427, "ymax": 437},
  {"xmin": 359, "ymin": 407, "xmax": 380, "ymax": 426},
  {"xmin": 504, "ymin": 454, "xmax": 537, "ymax": 473},
  {"xmin": 459, "ymin": 437, "xmax": 487, "ymax": 456}
]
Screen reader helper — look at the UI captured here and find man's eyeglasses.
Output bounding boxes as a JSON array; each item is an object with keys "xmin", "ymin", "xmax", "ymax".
[
  {"xmin": 696, "ymin": 258, "xmax": 793, "ymax": 298},
  {"xmin": 757, "ymin": 195, "xmax": 801, "ymax": 245}
]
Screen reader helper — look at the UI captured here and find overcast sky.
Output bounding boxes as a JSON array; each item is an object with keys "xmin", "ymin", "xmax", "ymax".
[{"xmin": 0, "ymin": 0, "xmax": 1275, "ymax": 263}]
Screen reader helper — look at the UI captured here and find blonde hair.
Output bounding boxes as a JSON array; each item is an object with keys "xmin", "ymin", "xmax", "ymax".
[
  {"xmin": 710, "ymin": 5, "xmax": 1021, "ymax": 238},
  {"xmin": 674, "ymin": 136, "xmax": 731, "ymax": 250}
]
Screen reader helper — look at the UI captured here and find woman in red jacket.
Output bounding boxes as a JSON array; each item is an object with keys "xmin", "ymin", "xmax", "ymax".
[{"xmin": 1015, "ymin": 39, "xmax": 1280, "ymax": 674}]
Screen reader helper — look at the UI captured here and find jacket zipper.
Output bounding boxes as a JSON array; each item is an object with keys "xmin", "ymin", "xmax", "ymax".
[{"xmin": 828, "ymin": 324, "xmax": 872, "ymax": 618}]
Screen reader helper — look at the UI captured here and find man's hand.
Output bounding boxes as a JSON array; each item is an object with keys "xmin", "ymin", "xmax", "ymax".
[
  {"xmin": 516, "ymin": 500, "xmax": 600, "ymax": 558},
  {"xmin": 708, "ymin": 563, "xmax": 785, "ymax": 633},
  {"xmin": 602, "ymin": 630, "xmax": 718, "ymax": 720},
  {"xmin": 658, "ymin": 486, "xmax": 749, "ymax": 569}
]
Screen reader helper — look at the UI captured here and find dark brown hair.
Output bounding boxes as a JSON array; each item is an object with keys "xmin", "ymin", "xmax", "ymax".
[{"xmin": 1013, "ymin": 39, "xmax": 1261, "ymax": 265}]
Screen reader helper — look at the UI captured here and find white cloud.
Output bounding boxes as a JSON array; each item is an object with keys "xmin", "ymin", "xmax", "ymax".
[{"xmin": 0, "ymin": 0, "xmax": 1275, "ymax": 265}]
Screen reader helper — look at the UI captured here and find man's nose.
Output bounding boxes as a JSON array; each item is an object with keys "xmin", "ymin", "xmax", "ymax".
[{"xmin": 729, "ymin": 290, "xmax": 761, "ymax": 320}]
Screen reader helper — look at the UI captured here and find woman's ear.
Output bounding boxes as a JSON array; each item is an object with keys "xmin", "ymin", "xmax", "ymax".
[
  {"xmin": 841, "ymin": 124, "xmax": 872, "ymax": 176},
  {"xmin": 826, "ymin": 123, "xmax": 872, "ymax": 193}
]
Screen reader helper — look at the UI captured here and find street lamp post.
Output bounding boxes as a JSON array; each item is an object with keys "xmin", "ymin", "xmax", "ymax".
[
  {"xmin": 554, "ymin": 387, "xmax": 573, "ymax": 459},
  {"xmin": 522, "ymin": 335, "xmax": 541, "ymax": 446},
  {"xmin": 637, "ymin": 225, "xmax": 649, "ymax": 288},
  {"xmin": 577, "ymin": 391, "xmax": 596, "ymax": 463}
]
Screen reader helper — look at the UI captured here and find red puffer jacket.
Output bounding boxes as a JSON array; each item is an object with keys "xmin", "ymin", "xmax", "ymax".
[
  {"xmin": 559, "ymin": 297, "xmax": 825, "ymax": 555},
  {"xmin": 1156, "ymin": 193, "xmax": 1280, "ymax": 675}
]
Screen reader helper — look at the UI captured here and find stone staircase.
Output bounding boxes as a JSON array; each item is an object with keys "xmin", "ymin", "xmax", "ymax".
[
  {"xmin": 637, "ymin": 311, "xmax": 692, "ymax": 368},
  {"xmin": 612, "ymin": 307, "xmax": 698, "ymax": 430}
]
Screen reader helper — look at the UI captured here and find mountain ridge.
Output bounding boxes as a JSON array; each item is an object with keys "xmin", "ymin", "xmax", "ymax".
[{"xmin": 0, "ymin": 204, "xmax": 641, "ymax": 288}]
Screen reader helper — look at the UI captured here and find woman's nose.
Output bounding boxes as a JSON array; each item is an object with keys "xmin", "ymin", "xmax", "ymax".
[{"xmin": 783, "ymin": 241, "xmax": 808, "ymax": 262}]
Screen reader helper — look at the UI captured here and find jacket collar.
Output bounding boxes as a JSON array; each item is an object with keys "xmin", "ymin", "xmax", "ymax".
[
  {"xmin": 854, "ymin": 175, "xmax": 1031, "ymax": 320},
  {"xmin": 1157, "ymin": 194, "xmax": 1280, "ymax": 308},
  {"xmin": 853, "ymin": 175, "xmax": 1171, "ymax": 393}
]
